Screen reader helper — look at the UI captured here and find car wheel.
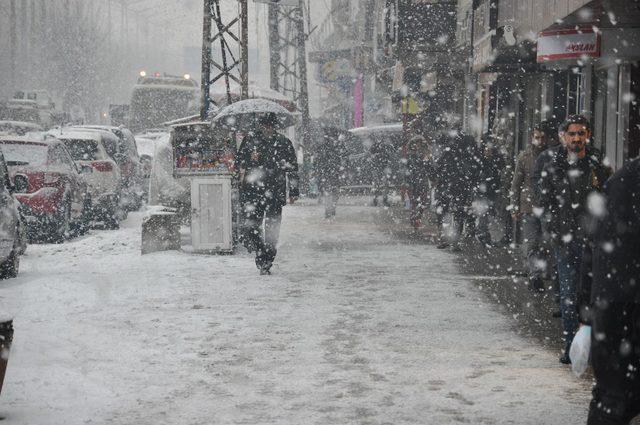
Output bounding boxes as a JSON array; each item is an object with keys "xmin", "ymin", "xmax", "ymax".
[
  {"xmin": 75, "ymin": 195, "xmax": 92, "ymax": 235},
  {"xmin": 50, "ymin": 202, "xmax": 71, "ymax": 244},
  {"xmin": 104, "ymin": 200, "xmax": 120, "ymax": 230},
  {"xmin": 0, "ymin": 249, "xmax": 19, "ymax": 279}
]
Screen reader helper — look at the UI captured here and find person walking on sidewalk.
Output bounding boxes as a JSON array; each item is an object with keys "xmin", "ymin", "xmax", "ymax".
[
  {"xmin": 433, "ymin": 132, "xmax": 481, "ymax": 251},
  {"xmin": 584, "ymin": 157, "xmax": 640, "ymax": 425},
  {"xmin": 406, "ymin": 126, "xmax": 434, "ymax": 229},
  {"xmin": 511, "ymin": 124, "xmax": 549, "ymax": 291},
  {"xmin": 534, "ymin": 114, "xmax": 610, "ymax": 364},
  {"xmin": 476, "ymin": 134, "xmax": 506, "ymax": 246},
  {"xmin": 237, "ymin": 113, "xmax": 299, "ymax": 275},
  {"xmin": 314, "ymin": 127, "xmax": 347, "ymax": 219}
]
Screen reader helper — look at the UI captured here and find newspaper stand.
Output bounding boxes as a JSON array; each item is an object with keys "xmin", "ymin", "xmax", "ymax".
[{"xmin": 171, "ymin": 122, "xmax": 237, "ymax": 253}]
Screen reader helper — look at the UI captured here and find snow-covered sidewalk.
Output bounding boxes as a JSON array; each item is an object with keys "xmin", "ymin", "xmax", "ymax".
[{"xmin": 0, "ymin": 202, "xmax": 590, "ymax": 424}]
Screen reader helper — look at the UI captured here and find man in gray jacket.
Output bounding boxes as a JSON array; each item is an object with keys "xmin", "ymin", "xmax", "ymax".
[{"xmin": 511, "ymin": 124, "xmax": 549, "ymax": 291}]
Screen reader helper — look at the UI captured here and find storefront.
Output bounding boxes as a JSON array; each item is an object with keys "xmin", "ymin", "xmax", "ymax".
[{"xmin": 537, "ymin": 11, "xmax": 640, "ymax": 169}]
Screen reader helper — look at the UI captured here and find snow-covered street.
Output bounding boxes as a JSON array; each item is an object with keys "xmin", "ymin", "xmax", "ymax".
[{"xmin": 1, "ymin": 201, "xmax": 591, "ymax": 424}]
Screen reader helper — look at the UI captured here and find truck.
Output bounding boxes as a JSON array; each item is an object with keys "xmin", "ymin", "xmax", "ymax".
[{"xmin": 128, "ymin": 73, "xmax": 199, "ymax": 133}]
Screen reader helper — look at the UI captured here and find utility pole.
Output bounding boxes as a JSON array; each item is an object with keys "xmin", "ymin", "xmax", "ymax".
[
  {"xmin": 9, "ymin": 0, "xmax": 16, "ymax": 95},
  {"xmin": 295, "ymin": 0, "xmax": 310, "ymax": 148},
  {"xmin": 267, "ymin": 0, "xmax": 310, "ymax": 147},
  {"xmin": 200, "ymin": 0, "xmax": 249, "ymax": 120},
  {"xmin": 268, "ymin": 3, "xmax": 280, "ymax": 91}
]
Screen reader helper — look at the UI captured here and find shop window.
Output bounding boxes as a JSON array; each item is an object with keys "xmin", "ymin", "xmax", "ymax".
[
  {"xmin": 628, "ymin": 63, "xmax": 640, "ymax": 160},
  {"xmin": 592, "ymin": 69, "xmax": 608, "ymax": 152},
  {"xmin": 566, "ymin": 67, "xmax": 584, "ymax": 116}
]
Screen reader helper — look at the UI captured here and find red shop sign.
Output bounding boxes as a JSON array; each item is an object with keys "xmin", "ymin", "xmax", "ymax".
[{"xmin": 537, "ymin": 28, "xmax": 601, "ymax": 62}]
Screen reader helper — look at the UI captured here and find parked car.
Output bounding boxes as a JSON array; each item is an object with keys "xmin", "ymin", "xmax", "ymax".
[
  {"xmin": 0, "ymin": 136, "xmax": 91, "ymax": 242},
  {"xmin": 135, "ymin": 136, "xmax": 156, "ymax": 202},
  {"xmin": 0, "ymin": 149, "xmax": 26, "ymax": 278},
  {"xmin": 135, "ymin": 129, "xmax": 169, "ymax": 142},
  {"xmin": 148, "ymin": 133, "xmax": 189, "ymax": 215},
  {"xmin": 0, "ymin": 120, "xmax": 44, "ymax": 136},
  {"xmin": 53, "ymin": 131, "xmax": 122, "ymax": 229},
  {"xmin": 72, "ymin": 125, "xmax": 145, "ymax": 211}
]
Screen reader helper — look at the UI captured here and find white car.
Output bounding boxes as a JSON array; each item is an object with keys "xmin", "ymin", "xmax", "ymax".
[
  {"xmin": 0, "ymin": 149, "xmax": 26, "ymax": 278},
  {"xmin": 54, "ymin": 131, "xmax": 122, "ymax": 229},
  {"xmin": 135, "ymin": 136, "xmax": 158, "ymax": 202},
  {"xmin": 148, "ymin": 134, "xmax": 189, "ymax": 213}
]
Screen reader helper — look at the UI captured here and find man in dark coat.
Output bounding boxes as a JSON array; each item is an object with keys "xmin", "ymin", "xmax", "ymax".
[
  {"xmin": 534, "ymin": 114, "xmax": 610, "ymax": 363},
  {"xmin": 433, "ymin": 132, "xmax": 481, "ymax": 251},
  {"xmin": 314, "ymin": 128, "xmax": 347, "ymax": 218},
  {"xmin": 476, "ymin": 134, "xmax": 507, "ymax": 246},
  {"xmin": 584, "ymin": 157, "xmax": 640, "ymax": 425},
  {"xmin": 237, "ymin": 113, "xmax": 299, "ymax": 275}
]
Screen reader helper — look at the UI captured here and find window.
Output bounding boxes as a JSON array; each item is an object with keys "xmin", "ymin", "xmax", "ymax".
[
  {"xmin": 0, "ymin": 143, "xmax": 48, "ymax": 166},
  {"xmin": 49, "ymin": 145, "xmax": 75, "ymax": 172},
  {"xmin": 62, "ymin": 140, "xmax": 100, "ymax": 161}
]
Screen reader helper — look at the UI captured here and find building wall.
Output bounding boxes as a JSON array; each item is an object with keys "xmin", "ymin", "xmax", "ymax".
[{"xmin": 498, "ymin": 0, "xmax": 592, "ymax": 39}]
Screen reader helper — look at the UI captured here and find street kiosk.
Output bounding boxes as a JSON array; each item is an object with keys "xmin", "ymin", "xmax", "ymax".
[{"xmin": 171, "ymin": 121, "xmax": 237, "ymax": 253}]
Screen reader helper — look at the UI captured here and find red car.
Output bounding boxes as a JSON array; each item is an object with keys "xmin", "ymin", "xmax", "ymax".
[{"xmin": 0, "ymin": 137, "xmax": 91, "ymax": 243}]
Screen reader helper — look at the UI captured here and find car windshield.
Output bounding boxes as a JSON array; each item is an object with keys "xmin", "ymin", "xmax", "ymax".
[
  {"xmin": 0, "ymin": 142, "xmax": 48, "ymax": 166},
  {"xmin": 62, "ymin": 139, "xmax": 100, "ymax": 161}
]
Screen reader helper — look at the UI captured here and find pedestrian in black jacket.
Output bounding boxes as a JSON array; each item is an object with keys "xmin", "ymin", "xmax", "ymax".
[
  {"xmin": 433, "ymin": 132, "xmax": 481, "ymax": 251},
  {"xmin": 237, "ymin": 113, "xmax": 299, "ymax": 275},
  {"xmin": 476, "ymin": 134, "xmax": 506, "ymax": 246},
  {"xmin": 533, "ymin": 114, "xmax": 610, "ymax": 364},
  {"xmin": 314, "ymin": 128, "xmax": 347, "ymax": 218},
  {"xmin": 583, "ymin": 157, "xmax": 640, "ymax": 425}
]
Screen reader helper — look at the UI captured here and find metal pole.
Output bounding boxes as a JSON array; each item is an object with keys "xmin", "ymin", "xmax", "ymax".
[
  {"xmin": 9, "ymin": 0, "xmax": 16, "ymax": 96},
  {"xmin": 268, "ymin": 3, "xmax": 280, "ymax": 91},
  {"xmin": 296, "ymin": 0, "xmax": 310, "ymax": 147},
  {"xmin": 200, "ymin": 0, "xmax": 212, "ymax": 120},
  {"xmin": 240, "ymin": 0, "xmax": 249, "ymax": 100}
]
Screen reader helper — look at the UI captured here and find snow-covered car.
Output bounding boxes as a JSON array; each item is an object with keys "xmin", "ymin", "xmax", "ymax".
[
  {"xmin": 0, "ymin": 136, "xmax": 91, "ymax": 242},
  {"xmin": 72, "ymin": 125, "xmax": 145, "ymax": 211},
  {"xmin": 54, "ymin": 131, "xmax": 122, "ymax": 229},
  {"xmin": 135, "ymin": 136, "xmax": 157, "ymax": 202},
  {"xmin": 0, "ymin": 120, "xmax": 44, "ymax": 136},
  {"xmin": 148, "ymin": 133, "xmax": 189, "ymax": 214},
  {"xmin": 0, "ymin": 149, "xmax": 26, "ymax": 278},
  {"xmin": 135, "ymin": 129, "xmax": 169, "ymax": 142}
]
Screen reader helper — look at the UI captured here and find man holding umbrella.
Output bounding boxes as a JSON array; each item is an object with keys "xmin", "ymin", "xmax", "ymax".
[{"xmin": 237, "ymin": 112, "xmax": 299, "ymax": 275}]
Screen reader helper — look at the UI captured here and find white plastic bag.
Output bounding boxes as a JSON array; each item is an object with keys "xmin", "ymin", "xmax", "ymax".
[{"xmin": 569, "ymin": 325, "xmax": 591, "ymax": 377}]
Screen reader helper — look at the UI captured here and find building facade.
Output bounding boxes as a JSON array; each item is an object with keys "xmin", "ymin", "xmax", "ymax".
[{"xmin": 464, "ymin": 0, "xmax": 640, "ymax": 169}]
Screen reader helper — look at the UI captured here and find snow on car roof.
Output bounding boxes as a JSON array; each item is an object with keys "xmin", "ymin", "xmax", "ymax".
[
  {"xmin": 52, "ymin": 131, "xmax": 102, "ymax": 142},
  {"xmin": 0, "ymin": 135, "xmax": 49, "ymax": 146},
  {"xmin": 74, "ymin": 125, "xmax": 120, "ymax": 131},
  {"xmin": 0, "ymin": 120, "xmax": 44, "ymax": 130},
  {"xmin": 349, "ymin": 123, "xmax": 403, "ymax": 136},
  {"xmin": 62, "ymin": 127, "xmax": 120, "ymax": 140}
]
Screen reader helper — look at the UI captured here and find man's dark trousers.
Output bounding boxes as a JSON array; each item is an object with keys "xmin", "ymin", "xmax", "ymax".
[
  {"xmin": 241, "ymin": 194, "xmax": 283, "ymax": 270},
  {"xmin": 587, "ymin": 303, "xmax": 640, "ymax": 424},
  {"xmin": 555, "ymin": 239, "xmax": 582, "ymax": 356}
]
